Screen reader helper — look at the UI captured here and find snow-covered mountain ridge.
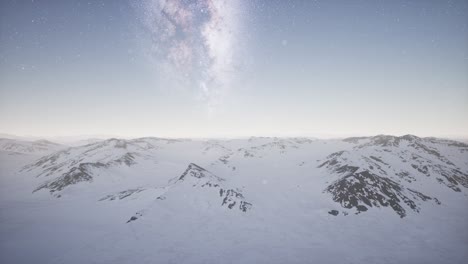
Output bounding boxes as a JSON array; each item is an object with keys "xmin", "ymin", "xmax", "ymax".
[
  {"xmin": 1, "ymin": 134, "xmax": 467, "ymax": 264},
  {"xmin": 0, "ymin": 138, "xmax": 65, "ymax": 154},
  {"xmin": 318, "ymin": 135, "xmax": 467, "ymax": 217},
  {"xmin": 18, "ymin": 134, "xmax": 468, "ymax": 218}
]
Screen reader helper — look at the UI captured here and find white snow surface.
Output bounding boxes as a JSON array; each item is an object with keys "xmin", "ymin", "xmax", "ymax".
[{"xmin": 0, "ymin": 135, "xmax": 467, "ymax": 264}]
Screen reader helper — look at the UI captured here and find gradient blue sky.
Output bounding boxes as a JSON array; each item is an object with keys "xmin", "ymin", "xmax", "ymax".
[{"xmin": 1, "ymin": 0, "xmax": 467, "ymax": 138}]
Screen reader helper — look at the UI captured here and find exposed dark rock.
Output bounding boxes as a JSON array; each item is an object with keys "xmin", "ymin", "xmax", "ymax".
[
  {"xmin": 126, "ymin": 211, "xmax": 144, "ymax": 223},
  {"xmin": 99, "ymin": 188, "xmax": 145, "ymax": 201},
  {"xmin": 219, "ymin": 154, "xmax": 231, "ymax": 164},
  {"xmin": 319, "ymin": 150, "xmax": 443, "ymax": 217},
  {"xmin": 239, "ymin": 201, "xmax": 252, "ymax": 212},
  {"xmin": 113, "ymin": 152, "xmax": 137, "ymax": 166},
  {"xmin": 320, "ymin": 135, "xmax": 468, "ymax": 217},
  {"xmin": 34, "ymin": 162, "xmax": 107, "ymax": 193},
  {"xmin": 126, "ymin": 216, "xmax": 138, "ymax": 223},
  {"xmin": 325, "ymin": 170, "xmax": 413, "ymax": 217},
  {"xmin": 328, "ymin": 210, "xmax": 339, "ymax": 216},
  {"xmin": 396, "ymin": 171, "xmax": 415, "ymax": 183},
  {"xmin": 177, "ymin": 163, "xmax": 224, "ymax": 182},
  {"xmin": 369, "ymin": 156, "xmax": 388, "ymax": 165},
  {"xmin": 220, "ymin": 188, "xmax": 250, "ymax": 211},
  {"xmin": 172, "ymin": 163, "xmax": 252, "ymax": 213}
]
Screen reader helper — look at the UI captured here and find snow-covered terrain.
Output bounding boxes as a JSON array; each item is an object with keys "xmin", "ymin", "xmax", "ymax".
[
  {"xmin": 0, "ymin": 138, "xmax": 65, "ymax": 154},
  {"xmin": 1, "ymin": 135, "xmax": 467, "ymax": 264}
]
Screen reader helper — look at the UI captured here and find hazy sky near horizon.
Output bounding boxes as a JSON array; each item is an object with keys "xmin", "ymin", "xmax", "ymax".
[{"xmin": 1, "ymin": 0, "xmax": 467, "ymax": 138}]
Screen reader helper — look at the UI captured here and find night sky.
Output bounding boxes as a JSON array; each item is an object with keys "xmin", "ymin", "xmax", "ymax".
[{"xmin": 0, "ymin": 0, "xmax": 467, "ymax": 138}]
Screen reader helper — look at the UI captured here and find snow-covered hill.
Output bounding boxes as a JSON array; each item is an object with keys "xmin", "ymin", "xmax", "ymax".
[
  {"xmin": 1, "ymin": 135, "xmax": 467, "ymax": 264},
  {"xmin": 0, "ymin": 138, "xmax": 65, "ymax": 154},
  {"xmin": 318, "ymin": 135, "xmax": 468, "ymax": 217},
  {"xmin": 121, "ymin": 163, "xmax": 252, "ymax": 224}
]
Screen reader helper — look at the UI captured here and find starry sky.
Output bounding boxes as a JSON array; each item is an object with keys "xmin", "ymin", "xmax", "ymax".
[{"xmin": 0, "ymin": 0, "xmax": 467, "ymax": 138}]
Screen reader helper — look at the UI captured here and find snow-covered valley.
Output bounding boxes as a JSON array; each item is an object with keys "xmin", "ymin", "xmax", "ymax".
[{"xmin": 1, "ymin": 135, "xmax": 467, "ymax": 264}]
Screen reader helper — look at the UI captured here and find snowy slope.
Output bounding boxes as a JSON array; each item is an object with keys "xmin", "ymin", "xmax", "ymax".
[
  {"xmin": 0, "ymin": 138, "xmax": 65, "ymax": 154},
  {"xmin": 1, "ymin": 135, "xmax": 467, "ymax": 264},
  {"xmin": 318, "ymin": 135, "xmax": 468, "ymax": 217}
]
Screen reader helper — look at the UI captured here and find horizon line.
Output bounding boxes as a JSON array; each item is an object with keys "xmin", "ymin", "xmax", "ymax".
[{"xmin": 1, "ymin": 132, "xmax": 468, "ymax": 142}]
